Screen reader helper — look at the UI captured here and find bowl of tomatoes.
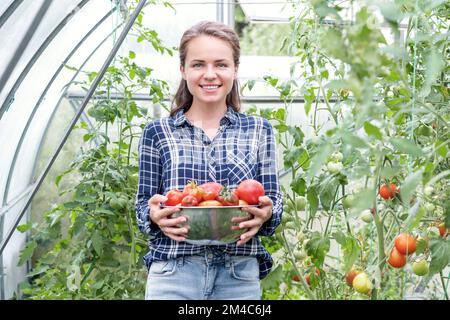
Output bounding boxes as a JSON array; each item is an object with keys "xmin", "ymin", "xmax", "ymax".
[{"xmin": 162, "ymin": 179, "xmax": 265, "ymax": 245}]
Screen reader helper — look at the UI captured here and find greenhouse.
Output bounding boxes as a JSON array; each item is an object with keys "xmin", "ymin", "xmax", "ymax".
[{"xmin": 0, "ymin": 0, "xmax": 448, "ymax": 301}]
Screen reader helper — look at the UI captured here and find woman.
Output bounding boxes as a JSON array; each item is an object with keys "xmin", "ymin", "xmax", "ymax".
[{"xmin": 136, "ymin": 20, "xmax": 283, "ymax": 300}]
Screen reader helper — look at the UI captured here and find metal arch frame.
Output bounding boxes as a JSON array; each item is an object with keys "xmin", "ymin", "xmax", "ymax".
[
  {"xmin": 0, "ymin": 0, "xmax": 90, "ymax": 120},
  {"xmin": 2, "ymin": 6, "xmax": 118, "ymax": 207},
  {"xmin": 28, "ymin": 22, "xmax": 126, "ymax": 195},
  {"xmin": 0, "ymin": 0, "xmax": 52, "ymax": 115},
  {"xmin": 0, "ymin": 18, "xmax": 122, "ymax": 300},
  {"xmin": 0, "ymin": 0, "xmax": 147, "ymax": 259},
  {"xmin": 0, "ymin": 0, "xmax": 24, "ymax": 29}
]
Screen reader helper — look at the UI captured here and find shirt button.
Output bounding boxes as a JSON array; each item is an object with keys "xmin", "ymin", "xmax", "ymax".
[{"xmin": 207, "ymin": 253, "xmax": 214, "ymax": 259}]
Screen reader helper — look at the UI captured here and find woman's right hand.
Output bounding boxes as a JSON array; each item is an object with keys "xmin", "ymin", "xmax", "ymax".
[{"xmin": 148, "ymin": 194, "xmax": 189, "ymax": 241}]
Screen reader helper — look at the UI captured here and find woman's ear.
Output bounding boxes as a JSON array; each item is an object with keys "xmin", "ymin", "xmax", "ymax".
[
  {"xmin": 180, "ymin": 65, "xmax": 186, "ymax": 80},
  {"xmin": 234, "ymin": 66, "xmax": 239, "ymax": 80}
]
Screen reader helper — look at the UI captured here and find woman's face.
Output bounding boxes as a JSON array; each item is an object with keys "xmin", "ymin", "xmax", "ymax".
[{"xmin": 181, "ymin": 35, "xmax": 237, "ymax": 108}]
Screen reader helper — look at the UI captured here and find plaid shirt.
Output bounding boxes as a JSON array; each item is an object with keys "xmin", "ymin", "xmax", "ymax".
[{"xmin": 135, "ymin": 106, "xmax": 283, "ymax": 279}]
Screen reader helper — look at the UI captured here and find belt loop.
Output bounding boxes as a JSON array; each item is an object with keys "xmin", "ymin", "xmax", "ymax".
[
  {"xmin": 224, "ymin": 254, "xmax": 231, "ymax": 268},
  {"xmin": 177, "ymin": 256, "xmax": 184, "ymax": 267}
]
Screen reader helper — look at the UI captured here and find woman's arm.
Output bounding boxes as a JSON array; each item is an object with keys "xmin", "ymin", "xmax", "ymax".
[
  {"xmin": 255, "ymin": 118, "xmax": 283, "ymax": 237},
  {"xmin": 135, "ymin": 123, "xmax": 163, "ymax": 237}
]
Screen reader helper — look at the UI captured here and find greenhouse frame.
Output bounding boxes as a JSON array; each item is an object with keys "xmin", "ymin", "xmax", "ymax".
[{"xmin": 0, "ymin": 0, "xmax": 448, "ymax": 301}]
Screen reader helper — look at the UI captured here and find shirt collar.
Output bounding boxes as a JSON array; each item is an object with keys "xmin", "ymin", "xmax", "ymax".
[{"xmin": 173, "ymin": 105, "xmax": 238, "ymax": 127}]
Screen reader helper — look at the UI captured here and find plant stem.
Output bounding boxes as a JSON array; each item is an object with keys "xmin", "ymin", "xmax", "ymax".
[
  {"xmin": 281, "ymin": 231, "xmax": 316, "ymax": 300},
  {"xmin": 440, "ymin": 271, "xmax": 449, "ymax": 300}
]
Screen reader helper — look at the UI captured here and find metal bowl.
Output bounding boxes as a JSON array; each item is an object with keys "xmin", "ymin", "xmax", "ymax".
[{"xmin": 162, "ymin": 205, "xmax": 258, "ymax": 245}]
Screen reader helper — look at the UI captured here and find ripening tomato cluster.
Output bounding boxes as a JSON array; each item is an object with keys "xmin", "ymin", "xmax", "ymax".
[
  {"xmin": 163, "ymin": 179, "xmax": 265, "ymax": 207},
  {"xmin": 386, "ymin": 233, "xmax": 430, "ymax": 275}
]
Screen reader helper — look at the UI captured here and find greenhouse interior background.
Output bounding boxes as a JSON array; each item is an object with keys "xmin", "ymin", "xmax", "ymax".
[{"xmin": 0, "ymin": 0, "xmax": 448, "ymax": 300}]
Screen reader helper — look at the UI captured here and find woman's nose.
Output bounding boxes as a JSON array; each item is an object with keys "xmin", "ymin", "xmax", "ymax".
[{"xmin": 203, "ymin": 65, "xmax": 217, "ymax": 79}]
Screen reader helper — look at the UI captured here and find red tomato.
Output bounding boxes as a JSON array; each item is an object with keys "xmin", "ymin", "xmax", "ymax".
[
  {"xmin": 292, "ymin": 275, "xmax": 300, "ymax": 282},
  {"xmin": 345, "ymin": 269, "xmax": 361, "ymax": 287},
  {"xmin": 305, "ymin": 267, "xmax": 320, "ymax": 286},
  {"xmin": 181, "ymin": 195, "xmax": 199, "ymax": 207},
  {"xmin": 198, "ymin": 200, "xmax": 223, "ymax": 207},
  {"xmin": 183, "ymin": 180, "xmax": 204, "ymax": 202},
  {"xmin": 164, "ymin": 189, "xmax": 184, "ymax": 206},
  {"xmin": 236, "ymin": 179, "xmax": 265, "ymax": 205},
  {"xmin": 438, "ymin": 222, "xmax": 449, "ymax": 237},
  {"xmin": 388, "ymin": 247, "xmax": 407, "ymax": 268},
  {"xmin": 199, "ymin": 182, "xmax": 223, "ymax": 201},
  {"xmin": 394, "ymin": 233, "xmax": 416, "ymax": 255},
  {"xmin": 239, "ymin": 199, "xmax": 249, "ymax": 206},
  {"xmin": 217, "ymin": 186, "xmax": 239, "ymax": 206},
  {"xmin": 379, "ymin": 183, "xmax": 399, "ymax": 200}
]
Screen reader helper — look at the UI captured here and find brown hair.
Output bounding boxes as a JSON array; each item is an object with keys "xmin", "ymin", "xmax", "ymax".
[{"xmin": 170, "ymin": 21, "xmax": 241, "ymax": 116}]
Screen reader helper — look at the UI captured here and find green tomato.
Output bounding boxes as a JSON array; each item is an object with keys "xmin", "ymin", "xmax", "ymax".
[
  {"xmin": 342, "ymin": 195, "xmax": 355, "ymax": 210},
  {"xmin": 416, "ymin": 125, "xmax": 433, "ymax": 137},
  {"xmin": 296, "ymin": 231, "xmax": 306, "ymax": 243},
  {"xmin": 360, "ymin": 209, "xmax": 373, "ymax": 223},
  {"xmin": 283, "ymin": 204, "xmax": 292, "ymax": 213},
  {"xmin": 424, "ymin": 202, "xmax": 435, "ymax": 212},
  {"xmin": 331, "ymin": 152, "xmax": 344, "ymax": 162},
  {"xmin": 109, "ymin": 198, "xmax": 125, "ymax": 210},
  {"xmin": 295, "ymin": 196, "xmax": 306, "ymax": 210},
  {"xmin": 424, "ymin": 186, "xmax": 434, "ymax": 196},
  {"xmin": 412, "ymin": 260, "xmax": 429, "ymax": 276},
  {"xmin": 294, "ymin": 249, "xmax": 307, "ymax": 260},
  {"xmin": 352, "ymin": 272, "xmax": 372, "ymax": 294},
  {"xmin": 327, "ymin": 161, "xmax": 343, "ymax": 174}
]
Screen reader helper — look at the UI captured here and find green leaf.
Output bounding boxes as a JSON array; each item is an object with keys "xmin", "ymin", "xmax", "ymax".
[
  {"xmin": 305, "ymin": 232, "xmax": 330, "ymax": 267},
  {"xmin": 363, "ymin": 121, "xmax": 383, "ymax": 140},
  {"xmin": 291, "ymin": 177, "xmax": 306, "ymax": 196},
  {"xmin": 390, "ymin": 138, "xmax": 424, "ymax": 157},
  {"xmin": 18, "ymin": 241, "xmax": 37, "ymax": 266},
  {"xmin": 342, "ymin": 133, "xmax": 368, "ymax": 149},
  {"xmin": 288, "ymin": 126, "xmax": 305, "ymax": 146},
  {"xmin": 91, "ymin": 230, "xmax": 104, "ymax": 256},
  {"xmin": 405, "ymin": 203, "xmax": 425, "ymax": 232},
  {"xmin": 333, "ymin": 231, "xmax": 360, "ymax": 273},
  {"xmin": 307, "ymin": 186, "xmax": 319, "ymax": 218},
  {"xmin": 435, "ymin": 140, "xmax": 448, "ymax": 158},
  {"xmin": 129, "ymin": 50, "xmax": 136, "ymax": 59},
  {"xmin": 17, "ymin": 223, "xmax": 32, "ymax": 233},
  {"xmin": 400, "ymin": 169, "xmax": 423, "ymax": 206},
  {"xmin": 260, "ymin": 264, "xmax": 284, "ymax": 291},
  {"xmin": 349, "ymin": 188, "xmax": 376, "ymax": 216},
  {"xmin": 319, "ymin": 180, "xmax": 336, "ymax": 211},
  {"xmin": 306, "ymin": 143, "xmax": 333, "ymax": 180},
  {"xmin": 428, "ymin": 238, "xmax": 450, "ymax": 275}
]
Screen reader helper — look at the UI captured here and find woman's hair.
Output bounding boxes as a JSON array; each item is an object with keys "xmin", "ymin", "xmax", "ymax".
[{"xmin": 170, "ymin": 20, "xmax": 241, "ymax": 116}]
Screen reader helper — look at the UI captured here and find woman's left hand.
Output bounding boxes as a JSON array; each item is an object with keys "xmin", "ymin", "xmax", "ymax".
[{"xmin": 231, "ymin": 196, "xmax": 273, "ymax": 246}]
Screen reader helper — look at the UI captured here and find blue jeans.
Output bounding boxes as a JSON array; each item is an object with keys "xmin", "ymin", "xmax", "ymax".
[{"xmin": 145, "ymin": 249, "xmax": 261, "ymax": 300}]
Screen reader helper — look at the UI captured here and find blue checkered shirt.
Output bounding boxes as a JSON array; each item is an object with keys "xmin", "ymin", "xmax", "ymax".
[{"xmin": 135, "ymin": 106, "xmax": 283, "ymax": 279}]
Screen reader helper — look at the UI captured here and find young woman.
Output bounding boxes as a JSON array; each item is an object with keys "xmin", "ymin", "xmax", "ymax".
[{"xmin": 136, "ymin": 20, "xmax": 283, "ymax": 300}]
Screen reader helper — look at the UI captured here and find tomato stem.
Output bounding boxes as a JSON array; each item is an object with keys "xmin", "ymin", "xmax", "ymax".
[{"xmin": 281, "ymin": 231, "xmax": 317, "ymax": 300}]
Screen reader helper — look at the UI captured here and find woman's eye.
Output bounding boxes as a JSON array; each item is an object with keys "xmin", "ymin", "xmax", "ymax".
[
  {"xmin": 193, "ymin": 63, "xmax": 203, "ymax": 68},
  {"xmin": 218, "ymin": 63, "xmax": 227, "ymax": 68}
]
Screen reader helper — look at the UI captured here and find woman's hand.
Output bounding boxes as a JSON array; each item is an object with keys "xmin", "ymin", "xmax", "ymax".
[
  {"xmin": 148, "ymin": 194, "xmax": 189, "ymax": 241},
  {"xmin": 231, "ymin": 196, "xmax": 273, "ymax": 246}
]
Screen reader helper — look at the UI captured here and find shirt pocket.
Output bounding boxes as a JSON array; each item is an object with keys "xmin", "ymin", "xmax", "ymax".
[{"xmin": 226, "ymin": 149, "xmax": 258, "ymax": 186}]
